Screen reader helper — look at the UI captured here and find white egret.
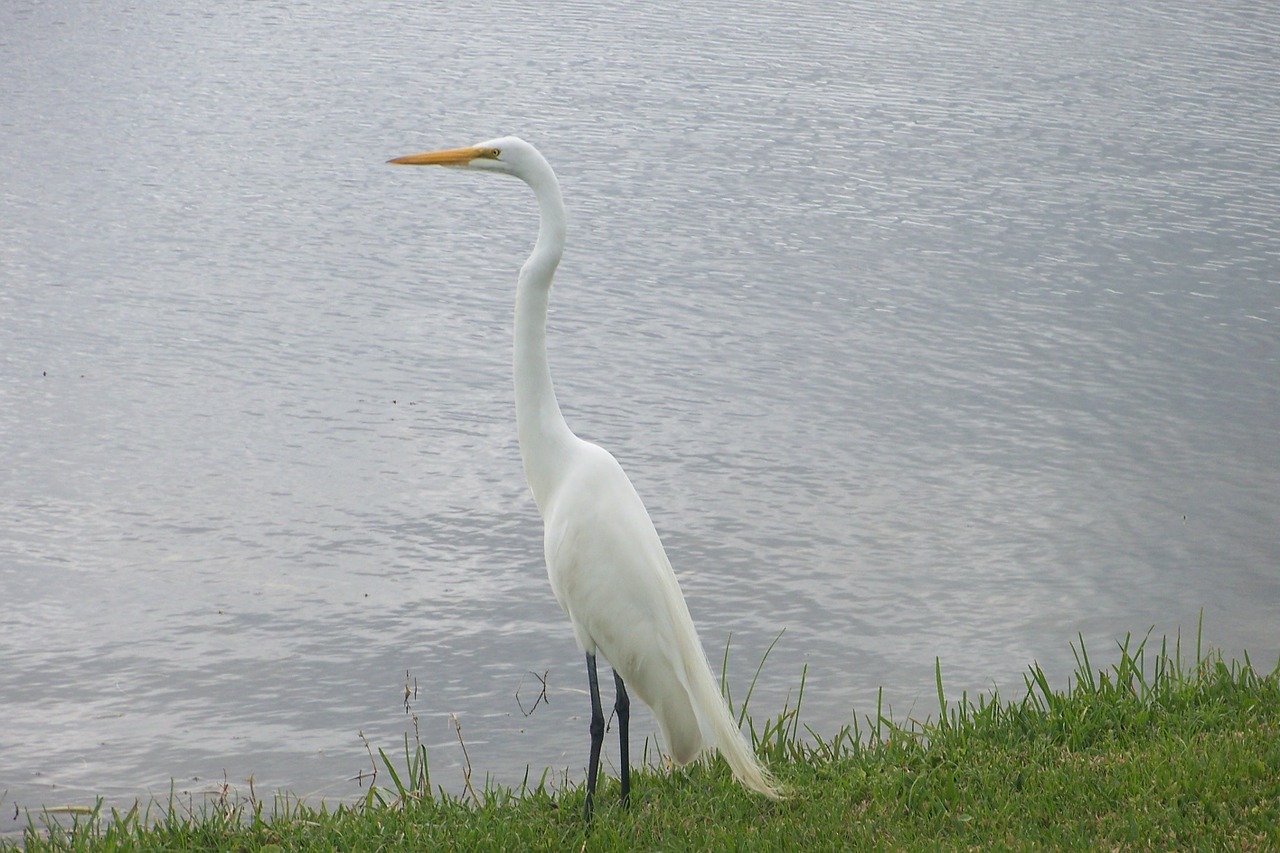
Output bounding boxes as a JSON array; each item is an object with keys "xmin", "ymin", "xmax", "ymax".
[{"xmin": 389, "ymin": 137, "xmax": 783, "ymax": 817}]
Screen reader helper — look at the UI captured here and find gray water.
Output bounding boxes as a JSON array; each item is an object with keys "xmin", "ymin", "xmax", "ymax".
[{"xmin": 3, "ymin": 0, "xmax": 1278, "ymax": 829}]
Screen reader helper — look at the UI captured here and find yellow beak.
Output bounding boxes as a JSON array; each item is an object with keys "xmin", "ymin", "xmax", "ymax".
[{"xmin": 387, "ymin": 146, "xmax": 496, "ymax": 166}]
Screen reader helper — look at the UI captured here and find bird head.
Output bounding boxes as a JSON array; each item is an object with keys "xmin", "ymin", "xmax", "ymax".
[{"xmin": 387, "ymin": 135, "xmax": 537, "ymax": 179}]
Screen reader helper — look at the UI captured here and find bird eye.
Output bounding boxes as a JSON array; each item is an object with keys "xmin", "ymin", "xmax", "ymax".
[{"xmin": 486, "ymin": 148, "xmax": 501, "ymax": 159}]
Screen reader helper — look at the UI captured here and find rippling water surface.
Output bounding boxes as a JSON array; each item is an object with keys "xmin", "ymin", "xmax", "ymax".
[{"xmin": 3, "ymin": 0, "xmax": 1278, "ymax": 828}]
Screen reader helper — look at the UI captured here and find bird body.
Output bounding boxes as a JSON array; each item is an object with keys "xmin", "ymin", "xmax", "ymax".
[
  {"xmin": 542, "ymin": 440, "xmax": 704, "ymax": 762},
  {"xmin": 389, "ymin": 136, "xmax": 781, "ymax": 812}
]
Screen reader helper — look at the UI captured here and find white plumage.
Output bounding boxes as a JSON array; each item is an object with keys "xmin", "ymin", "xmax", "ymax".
[{"xmin": 390, "ymin": 136, "xmax": 782, "ymax": 816}]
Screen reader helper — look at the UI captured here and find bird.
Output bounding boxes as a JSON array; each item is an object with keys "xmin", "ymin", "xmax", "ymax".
[{"xmin": 388, "ymin": 136, "xmax": 783, "ymax": 818}]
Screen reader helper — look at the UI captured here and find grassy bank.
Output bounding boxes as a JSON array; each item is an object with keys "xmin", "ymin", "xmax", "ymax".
[{"xmin": 12, "ymin": 628, "xmax": 1280, "ymax": 850}]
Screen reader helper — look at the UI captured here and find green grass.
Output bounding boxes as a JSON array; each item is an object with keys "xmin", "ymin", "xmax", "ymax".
[{"xmin": 11, "ymin": 624, "xmax": 1280, "ymax": 851}]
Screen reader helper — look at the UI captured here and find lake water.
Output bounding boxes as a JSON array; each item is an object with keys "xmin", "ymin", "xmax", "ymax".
[{"xmin": 2, "ymin": 0, "xmax": 1277, "ymax": 830}]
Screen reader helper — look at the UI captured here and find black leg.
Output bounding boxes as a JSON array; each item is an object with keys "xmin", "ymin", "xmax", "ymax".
[
  {"xmin": 613, "ymin": 669, "xmax": 630, "ymax": 807},
  {"xmin": 584, "ymin": 652, "xmax": 605, "ymax": 821}
]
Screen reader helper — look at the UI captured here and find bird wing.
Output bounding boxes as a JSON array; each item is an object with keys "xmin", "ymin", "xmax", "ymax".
[{"xmin": 541, "ymin": 440, "xmax": 709, "ymax": 762}]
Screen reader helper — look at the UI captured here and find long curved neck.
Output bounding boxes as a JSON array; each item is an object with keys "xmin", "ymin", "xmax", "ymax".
[{"xmin": 514, "ymin": 160, "xmax": 577, "ymax": 513}]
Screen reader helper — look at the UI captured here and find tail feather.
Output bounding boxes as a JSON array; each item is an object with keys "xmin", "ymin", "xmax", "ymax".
[{"xmin": 681, "ymin": 637, "xmax": 786, "ymax": 799}]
